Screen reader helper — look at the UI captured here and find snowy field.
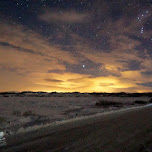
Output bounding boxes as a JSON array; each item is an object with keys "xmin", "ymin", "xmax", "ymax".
[{"xmin": 0, "ymin": 95, "xmax": 151, "ymax": 132}]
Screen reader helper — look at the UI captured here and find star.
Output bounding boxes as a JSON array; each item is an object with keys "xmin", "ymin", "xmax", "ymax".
[
  {"xmin": 146, "ymin": 11, "xmax": 149, "ymax": 14},
  {"xmin": 140, "ymin": 27, "xmax": 144, "ymax": 34}
]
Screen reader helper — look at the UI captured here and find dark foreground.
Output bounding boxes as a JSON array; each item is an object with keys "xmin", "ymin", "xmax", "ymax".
[{"xmin": 1, "ymin": 105, "xmax": 152, "ymax": 152}]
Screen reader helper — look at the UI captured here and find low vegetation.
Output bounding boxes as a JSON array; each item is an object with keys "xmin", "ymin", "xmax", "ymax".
[
  {"xmin": 96, "ymin": 98, "xmax": 151, "ymax": 108},
  {"xmin": 22, "ymin": 110, "xmax": 36, "ymax": 117},
  {"xmin": 96, "ymin": 100, "xmax": 123, "ymax": 107},
  {"xmin": 13, "ymin": 110, "xmax": 22, "ymax": 116},
  {"xmin": 13, "ymin": 110, "xmax": 36, "ymax": 117},
  {"xmin": 0, "ymin": 116, "xmax": 6, "ymax": 123}
]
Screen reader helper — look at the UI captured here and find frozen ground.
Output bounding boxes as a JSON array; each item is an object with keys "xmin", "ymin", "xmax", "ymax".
[
  {"xmin": 1, "ymin": 103, "xmax": 152, "ymax": 152},
  {"xmin": 0, "ymin": 95, "xmax": 151, "ymax": 132}
]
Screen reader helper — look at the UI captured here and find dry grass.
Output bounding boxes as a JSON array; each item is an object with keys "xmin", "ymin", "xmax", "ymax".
[{"xmin": 0, "ymin": 96, "xmax": 150, "ymax": 130}]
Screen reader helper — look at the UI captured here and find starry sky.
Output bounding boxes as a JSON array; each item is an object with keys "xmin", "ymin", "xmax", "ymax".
[{"xmin": 0, "ymin": 0, "xmax": 152, "ymax": 93}]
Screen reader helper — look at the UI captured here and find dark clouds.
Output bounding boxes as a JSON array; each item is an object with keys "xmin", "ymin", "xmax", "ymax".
[{"xmin": 0, "ymin": 0, "xmax": 152, "ymax": 92}]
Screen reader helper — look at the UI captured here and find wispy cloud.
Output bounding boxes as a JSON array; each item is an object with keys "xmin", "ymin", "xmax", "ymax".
[
  {"xmin": 39, "ymin": 9, "xmax": 89, "ymax": 24},
  {"xmin": 0, "ymin": 21, "xmax": 79, "ymax": 91}
]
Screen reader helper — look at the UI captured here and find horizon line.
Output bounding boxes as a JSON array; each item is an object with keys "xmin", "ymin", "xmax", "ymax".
[{"xmin": 1, "ymin": 91, "xmax": 152, "ymax": 94}]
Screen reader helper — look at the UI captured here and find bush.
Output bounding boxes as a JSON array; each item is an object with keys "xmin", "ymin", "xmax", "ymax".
[
  {"xmin": 22, "ymin": 110, "xmax": 36, "ymax": 117},
  {"xmin": 134, "ymin": 100, "xmax": 147, "ymax": 104},
  {"xmin": 0, "ymin": 117, "xmax": 6, "ymax": 123},
  {"xmin": 96, "ymin": 100, "xmax": 122, "ymax": 107},
  {"xmin": 13, "ymin": 110, "xmax": 36, "ymax": 117},
  {"xmin": 13, "ymin": 110, "xmax": 22, "ymax": 116}
]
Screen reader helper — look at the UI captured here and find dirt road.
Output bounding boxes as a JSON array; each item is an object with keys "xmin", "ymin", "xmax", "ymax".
[{"xmin": 1, "ymin": 104, "xmax": 152, "ymax": 152}]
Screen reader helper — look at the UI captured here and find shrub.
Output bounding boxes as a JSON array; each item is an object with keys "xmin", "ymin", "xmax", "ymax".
[
  {"xmin": 134, "ymin": 100, "xmax": 147, "ymax": 104},
  {"xmin": 0, "ymin": 117, "xmax": 6, "ymax": 123},
  {"xmin": 13, "ymin": 110, "xmax": 22, "ymax": 116},
  {"xmin": 96, "ymin": 100, "xmax": 122, "ymax": 107},
  {"xmin": 22, "ymin": 110, "xmax": 36, "ymax": 117},
  {"xmin": 13, "ymin": 110, "xmax": 36, "ymax": 117}
]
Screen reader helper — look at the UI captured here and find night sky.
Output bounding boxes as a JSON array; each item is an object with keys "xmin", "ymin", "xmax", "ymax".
[{"xmin": 0, "ymin": 0, "xmax": 152, "ymax": 92}]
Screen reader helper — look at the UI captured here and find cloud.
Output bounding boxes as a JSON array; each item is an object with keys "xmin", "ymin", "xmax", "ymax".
[
  {"xmin": 0, "ymin": 21, "xmax": 80, "ymax": 91},
  {"xmin": 0, "ymin": 21, "xmax": 79, "ymax": 73},
  {"xmin": 0, "ymin": 45, "xmax": 66, "ymax": 74},
  {"xmin": 44, "ymin": 79, "xmax": 64, "ymax": 83},
  {"xmin": 137, "ymin": 82, "xmax": 152, "ymax": 87},
  {"xmin": 25, "ymin": 72, "xmax": 143, "ymax": 92},
  {"xmin": 67, "ymin": 12, "xmax": 152, "ymax": 93},
  {"xmin": 0, "ymin": 21, "xmax": 77, "ymax": 65},
  {"xmin": 39, "ymin": 9, "xmax": 89, "ymax": 24}
]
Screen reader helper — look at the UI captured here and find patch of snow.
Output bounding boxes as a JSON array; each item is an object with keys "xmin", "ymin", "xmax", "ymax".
[{"xmin": 0, "ymin": 131, "xmax": 7, "ymax": 147}]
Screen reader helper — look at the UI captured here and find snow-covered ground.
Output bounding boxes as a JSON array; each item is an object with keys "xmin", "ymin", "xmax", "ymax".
[{"xmin": 0, "ymin": 96, "xmax": 151, "ymax": 132}]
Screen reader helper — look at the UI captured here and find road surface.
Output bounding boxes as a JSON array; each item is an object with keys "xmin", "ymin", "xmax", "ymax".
[{"xmin": 1, "ymin": 104, "xmax": 152, "ymax": 152}]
